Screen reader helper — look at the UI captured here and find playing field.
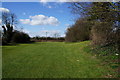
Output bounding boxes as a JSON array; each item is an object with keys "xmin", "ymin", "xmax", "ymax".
[{"xmin": 2, "ymin": 41, "xmax": 115, "ymax": 78}]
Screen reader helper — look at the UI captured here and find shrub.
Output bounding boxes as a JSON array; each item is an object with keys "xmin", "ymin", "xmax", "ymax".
[
  {"xmin": 91, "ymin": 22, "xmax": 114, "ymax": 46},
  {"xmin": 65, "ymin": 26, "xmax": 77, "ymax": 42},
  {"xmin": 12, "ymin": 31, "xmax": 30, "ymax": 43},
  {"xmin": 65, "ymin": 19, "xmax": 93, "ymax": 42},
  {"xmin": 2, "ymin": 38, "xmax": 8, "ymax": 45}
]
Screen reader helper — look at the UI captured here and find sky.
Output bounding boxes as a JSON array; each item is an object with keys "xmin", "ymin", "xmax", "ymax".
[{"xmin": 1, "ymin": 2, "xmax": 75, "ymax": 37}]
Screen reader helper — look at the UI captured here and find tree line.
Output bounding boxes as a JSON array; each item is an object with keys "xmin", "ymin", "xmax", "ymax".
[
  {"xmin": 65, "ymin": 2, "xmax": 120, "ymax": 52},
  {"xmin": 1, "ymin": 12, "xmax": 30, "ymax": 45},
  {"xmin": 32, "ymin": 36, "xmax": 65, "ymax": 42}
]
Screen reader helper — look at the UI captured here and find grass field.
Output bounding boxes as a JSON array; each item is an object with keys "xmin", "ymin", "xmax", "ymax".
[{"xmin": 2, "ymin": 41, "xmax": 117, "ymax": 78}]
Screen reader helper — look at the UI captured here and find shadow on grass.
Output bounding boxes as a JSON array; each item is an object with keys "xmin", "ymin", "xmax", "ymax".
[{"xmin": 2, "ymin": 41, "xmax": 36, "ymax": 46}]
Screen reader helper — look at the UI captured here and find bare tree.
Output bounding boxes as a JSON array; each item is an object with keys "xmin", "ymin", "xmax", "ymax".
[
  {"xmin": 53, "ymin": 32, "xmax": 60, "ymax": 39},
  {"xmin": 2, "ymin": 12, "xmax": 17, "ymax": 26},
  {"xmin": 2, "ymin": 12, "xmax": 18, "ymax": 43},
  {"xmin": 70, "ymin": 2, "xmax": 120, "ymax": 22},
  {"xmin": 45, "ymin": 31, "xmax": 48, "ymax": 41}
]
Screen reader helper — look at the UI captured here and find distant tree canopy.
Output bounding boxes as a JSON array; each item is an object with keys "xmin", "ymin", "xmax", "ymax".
[{"xmin": 32, "ymin": 36, "xmax": 65, "ymax": 41}]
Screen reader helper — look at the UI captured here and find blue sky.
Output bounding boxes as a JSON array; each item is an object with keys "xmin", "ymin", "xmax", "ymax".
[{"xmin": 2, "ymin": 2, "xmax": 75, "ymax": 37}]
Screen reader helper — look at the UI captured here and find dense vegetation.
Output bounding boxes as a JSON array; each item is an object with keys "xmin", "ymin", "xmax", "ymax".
[
  {"xmin": 66, "ymin": 2, "xmax": 120, "ymax": 52},
  {"xmin": 65, "ymin": 18, "xmax": 93, "ymax": 42},
  {"xmin": 1, "ymin": 12, "xmax": 30, "ymax": 45}
]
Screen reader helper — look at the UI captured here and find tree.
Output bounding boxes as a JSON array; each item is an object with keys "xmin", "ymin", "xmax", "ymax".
[
  {"xmin": 70, "ymin": 2, "xmax": 120, "ymax": 22},
  {"xmin": 87, "ymin": 2, "xmax": 120, "ymax": 46},
  {"xmin": 2, "ymin": 12, "xmax": 17, "ymax": 25},
  {"xmin": 91, "ymin": 22, "xmax": 113, "ymax": 46},
  {"xmin": 0, "ymin": 30, "xmax": 2, "ymax": 45},
  {"xmin": 53, "ymin": 32, "xmax": 60, "ymax": 39},
  {"xmin": 65, "ymin": 18, "xmax": 93, "ymax": 42},
  {"xmin": 2, "ymin": 12, "xmax": 17, "ymax": 43},
  {"xmin": 70, "ymin": 2, "xmax": 120, "ymax": 53},
  {"xmin": 2, "ymin": 24, "xmax": 14, "ymax": 43},
  {"xmin": 12, "ymin": 30, "xmax": 30, "ymax": 43}
]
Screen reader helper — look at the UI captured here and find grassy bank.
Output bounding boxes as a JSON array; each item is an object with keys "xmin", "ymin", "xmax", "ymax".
[{"xmin": 84, "ymin": 43, "xmax": 119, "ymax": 78}]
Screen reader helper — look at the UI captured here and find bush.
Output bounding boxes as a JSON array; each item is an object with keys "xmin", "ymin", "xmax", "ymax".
[
  {"xmin": 65, "ymin": 19, "xmax": 93, "ymax": 42},
  {"xmin": 65, "ymin": 26, "xmax": 77, "ymax": 42},
  {"xmin": 2, "ymin": 38, "xmax": 8, "ymax": 45},
  {"xmin": 91, "ymin": 22, "xmax": 114, "ymax": 46},
  {"xmin": 114, "ymin": 27, "xmax": 120, "ymax": 52},
  {"xmin": 12, "ymin": 31, "xmax": 30, "ymax": 43}
]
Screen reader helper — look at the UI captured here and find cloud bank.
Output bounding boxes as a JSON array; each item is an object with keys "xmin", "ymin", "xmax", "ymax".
[
  {"xmin": 0, "ymin": 8, "xmax": 10, "ymax": 13},
  {"xmin": 20, "ymin": 15, "xmax": 59, "ymax": 26}
]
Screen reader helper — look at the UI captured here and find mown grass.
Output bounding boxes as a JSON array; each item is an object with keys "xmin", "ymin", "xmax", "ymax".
[{"xmin": 2, "ymin": 41, "xmax": 118, "ymax": 78}]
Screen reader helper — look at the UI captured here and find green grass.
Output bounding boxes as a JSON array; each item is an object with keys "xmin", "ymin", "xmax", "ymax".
[
  {"xmin": 2, "ymin": 41, "xmax": 117, "ymax": 78},
  {"xmin": 84, "ymin": 44, "xmax": 119, "ymax": 78}
]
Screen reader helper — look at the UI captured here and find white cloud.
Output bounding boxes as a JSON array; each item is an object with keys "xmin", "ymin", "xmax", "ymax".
[
  {"xmin": 20, "ymin": 19, "xmax": 30, "ymax": 24},
  {"xmin": 0, "ymin": 19, "xmax": 2, "ymax": 25},
  {"xmin": 65, "ymin": 26, "xmax": 71, "ymax": 31},
  {"xmin": 40, "ymin": 0, "xmax": 49, "ymax": 3},
  {"xmin": 0, "ymin": 19, "xmax": 2, "ymax": 31},
  {"xmin": 0, "ymin": 8, "xmax": 10, "ymax": 13},
  {"xmin": 20, "ymin": 15, "xmax": 59, "ymax": 26},
  {"xmin": 41, "ymin": 2, "xmax": 53, "ymax": 9},
  {"xmin": 65, "ymin": 24, "xmax": 72, "ymax": 31},
  {"xmin": 22, "ymin": 29, "xmax": 30, "ymax": 34},
  {"xmin": 61, "ymin": 34, "xmax": 65, "ymax": 37}
]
